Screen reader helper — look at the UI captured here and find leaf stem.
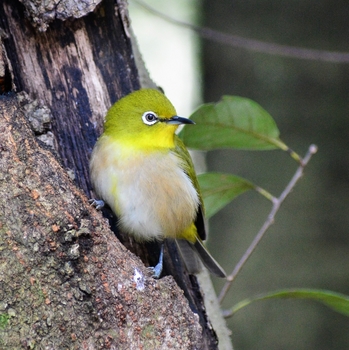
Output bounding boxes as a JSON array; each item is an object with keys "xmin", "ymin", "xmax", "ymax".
[
  {"xmin": 270, "ymin": 138, "xmax": 303, "ymax": 164},
  {"xmin": 218, "ymin": 144, "xmax": 318, "ymax": 304},
  {"xmin": 254, "ymin": 186, "xmax": 276, "ymax": 203}
]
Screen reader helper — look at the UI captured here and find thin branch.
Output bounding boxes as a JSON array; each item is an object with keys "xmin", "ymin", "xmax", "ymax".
[
  {"xmin": 135, "ymin": 0, "xmax": 349, "ymax": 64},
  {"xmin": 218, "ymin": 144, "xmax": 318, "ymax": 304}
]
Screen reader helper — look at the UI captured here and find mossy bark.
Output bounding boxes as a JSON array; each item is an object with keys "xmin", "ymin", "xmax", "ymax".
[
  {"xmin": 0, "ymin": 0, "xmax": 222, "ymax": 348},
  {"xmin": 0, "ymin": 94, "xmax": 205, "ymax": 349}
]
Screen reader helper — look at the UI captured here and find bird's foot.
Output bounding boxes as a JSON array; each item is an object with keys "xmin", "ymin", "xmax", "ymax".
[
  {"xmin": 148, "ymin": 244, "xmax": 164, "ymax": 279},
  {"xmin": 89, "ymin": 198, "xmax": 105, "ymax": 210}
]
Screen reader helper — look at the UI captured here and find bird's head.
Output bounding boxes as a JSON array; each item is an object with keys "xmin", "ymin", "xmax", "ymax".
[{"xmin": 103, "ymin": 89, "xmax": 194, "ymax": 150}]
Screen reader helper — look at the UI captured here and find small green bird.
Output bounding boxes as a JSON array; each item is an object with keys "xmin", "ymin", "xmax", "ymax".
[{"xmin": 90, "ymin": 88, "xmax": 225, "ymax": 278}]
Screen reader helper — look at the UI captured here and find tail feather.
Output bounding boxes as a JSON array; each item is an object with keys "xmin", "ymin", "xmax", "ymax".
[
  {"xmin": 175, "ymin": 239, "xmax": 226, "ymax": 278},
  {"xmin": 175, "ymin": 239, "xmax": 202, "ymax": 275},
  {"xmin": 193, "ymin": 239, "xmax": 226, "ymax": 278}
]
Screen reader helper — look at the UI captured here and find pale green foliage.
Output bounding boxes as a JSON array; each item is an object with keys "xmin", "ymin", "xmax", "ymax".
[
  {"xmin": 228, "ymin": 289, "xmax": 349, "ymax": 318},
  {"xmin": 180, "ymin": 95, "xmax": 349, "ymax": 320},
  {"xmin": 180, "ymin": 95, "xmax": 285, "ymax": 150},
  {"xmin": 198, "ymin": 172, "xmax": 254, "ymax": 219}
]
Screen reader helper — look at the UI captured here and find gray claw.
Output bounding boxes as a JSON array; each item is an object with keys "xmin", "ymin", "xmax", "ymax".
[
  {"xmin": 89, "ymin": 199, "xmax": 105, "ymax": 210},
  {"xmin": 148, "ymin": 244, "xmax": 164, "ymax": 279}
]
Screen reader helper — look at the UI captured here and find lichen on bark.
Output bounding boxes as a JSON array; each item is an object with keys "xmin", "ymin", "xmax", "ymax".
[
  {"xmin": 0, "ymin": 96, "xmax": 203, "ymax": 349},
  {"xmin": 18, "ymin": 0, "xmax": 104, "ymax": 31}
]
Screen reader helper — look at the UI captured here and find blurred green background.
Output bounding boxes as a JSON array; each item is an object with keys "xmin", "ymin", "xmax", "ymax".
[{"xmin": 130, "ymin": 1, "xmax": 349, "ymax": 349}]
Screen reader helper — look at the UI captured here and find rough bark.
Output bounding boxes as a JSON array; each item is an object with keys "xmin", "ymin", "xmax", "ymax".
[
  {"xmin": 0, "ymin": 96, "xmax": 202, "ymax": 349},
  {"xmin": 1, "ymin": 0, "xmax": 139, "ymax": 195},
  {"xmin": 17, "ymin": 0, "xmax": 103, "ymax": 32},
  {"xmin": 0, "ymin": 0, "xmax": 222, "ymax": 348}
]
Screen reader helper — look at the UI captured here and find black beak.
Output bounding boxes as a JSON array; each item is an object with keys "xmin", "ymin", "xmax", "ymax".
[{"xmin": 165, "ymin": 116, "xmax": 195, "ymax": 125}]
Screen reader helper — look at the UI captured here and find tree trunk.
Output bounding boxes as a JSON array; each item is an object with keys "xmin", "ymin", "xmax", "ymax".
[{"xmin": 0, "ymin": 0, "xmax": 223, "ymax": 348}]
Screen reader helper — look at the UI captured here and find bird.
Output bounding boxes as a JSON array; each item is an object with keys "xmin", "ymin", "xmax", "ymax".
[{"xmin": 89, "ymin": 88, "xmax": 226, "ymax": 278}]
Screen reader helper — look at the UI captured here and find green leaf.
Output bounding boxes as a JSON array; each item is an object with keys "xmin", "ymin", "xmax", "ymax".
[
  {"xmin": 180, "ymin": 96, "xmax": 288, "ymax": 151},
  {"xmin": 198, "ymin": 172, "xmax": 254, "ymax": 218},
  {"xmin": 227, "ymin": 289, "xmax": 349, "ymax": 318}
]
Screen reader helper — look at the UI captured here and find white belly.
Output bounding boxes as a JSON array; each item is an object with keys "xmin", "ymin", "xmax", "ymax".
[{"xmin": 90, "ymin": 138, "xmax": 199, "ymax": 241}]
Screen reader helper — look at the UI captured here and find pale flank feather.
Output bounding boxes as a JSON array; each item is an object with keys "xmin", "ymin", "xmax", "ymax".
[{"xmin": 90, "ymin": 135, "xmax": 199, "ymax": 241}]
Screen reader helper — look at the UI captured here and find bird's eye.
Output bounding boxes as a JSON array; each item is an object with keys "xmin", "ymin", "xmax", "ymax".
[{"xmin": 142, "ymin": 111, "xmax": 159, "ymax": 126}]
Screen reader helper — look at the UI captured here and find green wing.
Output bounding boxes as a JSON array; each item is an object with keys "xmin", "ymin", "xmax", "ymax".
[
  {"xmin": 174, "ymin": 136, "xmax": 226, "ymax": 278},
  {"xmin": 174, "ymin": 135, "xmax": 206, "ymax": 241}
]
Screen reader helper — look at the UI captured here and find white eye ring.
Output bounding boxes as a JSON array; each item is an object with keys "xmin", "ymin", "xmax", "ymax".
[{"xmin": 142, "ymin": 111, "xmax": 159, "ymax": 126}]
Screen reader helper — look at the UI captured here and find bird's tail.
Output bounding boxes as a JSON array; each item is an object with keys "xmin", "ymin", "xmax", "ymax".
[{"xmin": 175, "ymin": 239, "xmax": 226, "ymax": 278}]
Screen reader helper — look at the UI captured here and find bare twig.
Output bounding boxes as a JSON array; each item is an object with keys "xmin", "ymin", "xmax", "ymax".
[
  {"xmin": 134, "ymin": 0, "xmax": 349, "ymax": 64},
  {"xmin": 218, "ymin": 144, "xmax": 318, "ymax": 304}
]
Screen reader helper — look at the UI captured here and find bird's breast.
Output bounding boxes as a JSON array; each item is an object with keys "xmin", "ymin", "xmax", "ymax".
[{"xmin": 90, "ymin": 137, "xmax": 199, "ymax": 241}]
